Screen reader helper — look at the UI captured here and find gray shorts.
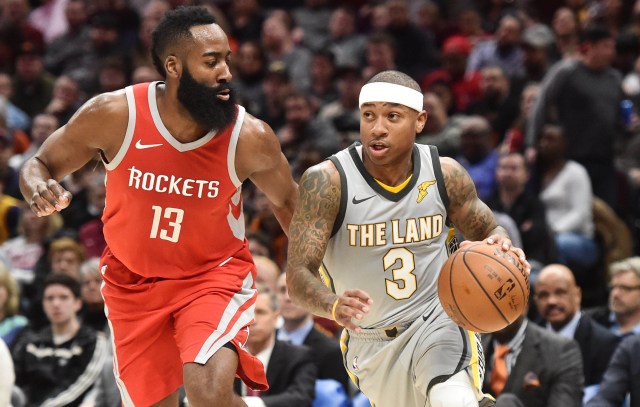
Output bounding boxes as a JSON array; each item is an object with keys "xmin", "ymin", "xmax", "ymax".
[{"xmin": 341, "ymin": 300, "xmax": 485, "ymax": 407}]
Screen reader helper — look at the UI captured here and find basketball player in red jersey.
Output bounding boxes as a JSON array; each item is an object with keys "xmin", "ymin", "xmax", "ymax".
[{"xmin": 19, "ymin": 7, "xmax": 297, "ymax": 407}]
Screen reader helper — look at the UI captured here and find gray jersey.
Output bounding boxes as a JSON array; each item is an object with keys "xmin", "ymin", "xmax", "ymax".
[{"xmin": 323, "ymin": 143, "xmax": 456, "ymax": 329}]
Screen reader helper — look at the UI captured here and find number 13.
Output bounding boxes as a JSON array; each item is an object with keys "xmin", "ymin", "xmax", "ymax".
[{"xmin": 150, "ymin": 205, "xmax": 184, "ymax": 243}]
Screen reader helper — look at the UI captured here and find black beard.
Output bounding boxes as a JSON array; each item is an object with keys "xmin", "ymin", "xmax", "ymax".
[{"xmin": 177, "ymin": 67, "xmax": 237, "ymax": 130}]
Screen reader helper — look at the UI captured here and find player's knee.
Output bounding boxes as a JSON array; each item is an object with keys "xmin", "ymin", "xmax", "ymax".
[{"xmin": 428, "ymin": 372, "xmax": 479, "ymax": 407}]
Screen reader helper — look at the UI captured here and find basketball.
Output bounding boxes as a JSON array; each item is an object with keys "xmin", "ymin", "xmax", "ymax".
[{"xmin": 437, "ymin": 242, "xmax": 530, "ymax": 333}]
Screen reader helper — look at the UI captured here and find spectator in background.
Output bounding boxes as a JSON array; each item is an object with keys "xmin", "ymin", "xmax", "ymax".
[
  {"xmin": 262, "ymin": 9, "xmax": 312, "ymax": 92},
  {"xmin": 362, "ymin": 31, "xmax": 396, "ymax": 81},
  {"xmin": 481, "ymin": 311, "xmax": 584, "ymax": 406},
  {"xmin": 0, "ymin": 0, "xmax": 44, "ymax": 73},
  {"xmin": 276, "ymin": 91, "xmax": 340, "ymax": 173},
  {"xmin": 534, "ymin": 264, "xmax": 620, "ymax": 391},
  {"xmin": 48, "ymin": 236, "xmax": 85, "ymax": 281},
  {"xmin": 276, "ymin": 272, "xmax": 350, "ymax": 394},
  {"xmin": 12, "ymin": 273, "xmax": 108, "ymax": 407},
  {"xmin": 130, "ymin": 64, "xmax": 162, "ymax": 84},
  {"xmin": 254, "ymin": 61, "xmax": 292, "ymax": 131},
  {"xmin": 467, "ymin": 14, "xmax": 524, "ymax": 79},
  {"xmin": 248, "ymin": 189, "xmax": 289, "ymax": 269},
  {"xmin": 233, "ymin": 40, "xmax": 268, "ymax": 115},
  {"xmin": 318, "ymin": 65, "xmax": 363, "ymax": 148},
  {"xmin": 421, "ymin": 35, "xmax": 481, "ymax": 113},
  {"xmin": 466, "ymin": 65, "xmax": 520, "ymax": 146},
  {"xmin": 10, "ymin": 40, "xmax": 55, "ymax": 117},
  {"xmin": 253, "ymin": 255, "xmax": 281, "ymax": 294},
  {"xmin": 236, "ymin": 285, "xmax": 317, "ymax": 406},
  {"xmin": 383, "ymin": 0, "xmax": 439, "ymax": 80},
  {"xmin": 326, "ymin": 6, "xmax": 366, "ymax": 68},
  {"xmin": 0, "ymin": 77, "xmax": 30, "ymax": 131},
  {"xmin": 0, "ymin": 337, "xmax": 13, "ymax": 407},
  {"xmin": 28, "ymin": 0, "xmax": 69, "ymax": 44},
  {"xmin": 42, "ymin": 0, "xmax": 90, "ymax": 76},
  {"xmin": 593, "ymin": 257, "xmax": 640, "ymax": 336},
  {"xmin": 9, "ymin": 112, "xmax": 58, "ymax": 170},
  {"xmin": 0, "ymin": 264, "xmax": 27, "ymax": 348},
  {"xmin": 79, "ymin": 257, "xmax": 107, "ymax": 334},
  {"xmin": 61, "ymin": 169, "xmax": 105, "ymax": 235},
  {"xmin": 308, "ymin": 48, "xmax": 338, "ymax": 111},
  {"xmin": 534, "ymin": 124, "xmax": 599, "ymax": 270},
  {"xmin": 586, "ymin": 333, "xmax": 640, "ymax": 407},
  {"xmin": 550, "ymin": 7, "xmax": 580, "ymax": 61},
  {"xmin": 527, "ymin": 24, "xmax": 624, "ymax": 213},
  {"xmin": 291, "ymin": 0, "xmax": 332, "ymax": 52},
  {"xmin": 43, "ymin": 75, "xmax": 82, "ymax": 126},
  {"xmin": 520, "ymin": 24, "xmax": 556, "ymax": 84},
  {"xmin": 0, "ymin": 202, "xmax": 62, "ymax": 299},
  {"xmin": 456, "ymin": 115, "xmax": 499, "ymax": 201},
  {"xmin": 488, "ymin": 152, "xmax": 554, "ymax": 275},
  {"xmin": 503, "ymin": 83, "xmax": 540, "ymax": 155},
  {"xmin": 416, "ymin": 91, "xmax": 467, "ymax": 157},
  {"xmin": 228, "ymin": 0, "xmax": 265, "ymax": 43}
]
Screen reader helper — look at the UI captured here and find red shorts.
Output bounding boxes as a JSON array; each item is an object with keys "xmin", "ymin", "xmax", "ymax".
[{"xmin": 100, "ymin": 247, "xmax": 268, "ymax": 406}]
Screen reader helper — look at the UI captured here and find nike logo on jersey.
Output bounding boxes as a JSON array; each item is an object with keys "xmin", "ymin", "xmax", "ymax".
[
  {"xmin": 352, "ymin": 195, "xmax": 375, "ymax": 205},
  {"xmin": 135, "ymin": 140, "xmax": 163, "ymax": 149}
]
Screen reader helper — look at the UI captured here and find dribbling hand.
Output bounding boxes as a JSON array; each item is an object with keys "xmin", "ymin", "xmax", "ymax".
[
  {"xmin": 332, "ymin": 289, "xmax": 373, "ymax": 333},
  {"xmin": 461, "ymin": 235, "xmax": 531, "ymax": 276},
  {"xmin": 30, "ymin": 179, "xmax": 72, "ymax": 217}
]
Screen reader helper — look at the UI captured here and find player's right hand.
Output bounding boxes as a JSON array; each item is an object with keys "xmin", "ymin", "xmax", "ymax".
[
  {"xmin": 332, "ymin": 289, "xmax": 373, "ymax": 333},
  {"xmin": 30, "ymin": 179, "xmax": 72, "ymax": 217}
]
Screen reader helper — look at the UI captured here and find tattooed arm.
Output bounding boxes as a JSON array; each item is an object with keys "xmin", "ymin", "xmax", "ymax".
[
  {"xmin": 442, "ymin": 157, "xmax": 530, "ymax": 270},
  {"xmin": 286, "ymin": 161, "xmax": 371, "ymax": 331}
]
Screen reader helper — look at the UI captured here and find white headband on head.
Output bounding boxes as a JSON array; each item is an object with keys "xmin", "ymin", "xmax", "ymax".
[{"xmin": 359, "ymin": 82, "xmax": 424, "ymax": 112}]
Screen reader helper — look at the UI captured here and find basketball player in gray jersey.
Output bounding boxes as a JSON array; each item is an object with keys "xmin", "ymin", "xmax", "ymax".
[{"xmin": 287, "ymin": 70, "xmax": 530, "ymax": 407}]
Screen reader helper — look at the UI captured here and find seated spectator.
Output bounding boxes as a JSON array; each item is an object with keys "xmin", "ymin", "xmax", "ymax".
[
  {"xmin": 416, "ymin": 91, "xmax": 468, "ymax": 157},
  {"xmin": 254, "ymin": 255, "xmax": 281, "ymax": 294},
  {"xmin": 43, "ymin": 75, "xmax": 82, "ymax": 127},
  {"xmin": 0, "ymin": 203, "xmax": 62, "ymax": 290},
  {"xmin": 488, "ymin": 152, "xmax": 554, "ymax": 277},
  {"xmin": 276, "ymin": 273, "xmax": 350, "ymax": 394},
  {"xmin": 9, "ymin": 112, "xmax": 58, "ymax": 170},
  {"xmin": 79, "ymin": 257, "xmax": 107, "ymax": 334},
  {"xmin": 501, "ymin": 83, "xmax": 540, "ymax": 156},
  {"xmin": 534, "ymin": 265, "xmax": 619, "ymax": 390},
  {"xmin": 236, "ymin": 285, "xmax": 317, "ymax": 406},
  {"xmin": 456, "ymin": 116, "xmax": 499, "ymax": 201},
  {"xmin": 481, "ymin": 310, "xmax": 584, "ymax": 406},
  {"xmin": 592, "ymin": 257, "xmax": 640, "ymax": 337},
  {"xmin": 466, "ymin": 14, "xmax": 524, "ymax": 79},
  {"xmin": 0, "ymin": 264, "xmax": 27, "ymax": 348},
  {"xmin": 12, "ymin": 274, "xmax": 108, "ymax": 406},
  {"xmin": 534, "ymin": 124, "xmax": 598, "ymax": 269},
  {"xmin": 585, "ymin": 333, "xmax": 640, "ymax": 407}
]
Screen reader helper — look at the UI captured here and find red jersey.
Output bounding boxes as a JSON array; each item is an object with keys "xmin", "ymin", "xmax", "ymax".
[{"xmin": 102, "ymin": 82, "xmax": 249, "ymax": 278}]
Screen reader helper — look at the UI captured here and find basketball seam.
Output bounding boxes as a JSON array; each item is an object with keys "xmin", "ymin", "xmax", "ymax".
[
  {"xmin": 468, "ymin": 250, "xmax": 528, "ymax": 307},
  {"xmin": 447, "ymin": 251, "xmax": 484, "ymax": 332},
  {"xmin": 461, "ymin": 251, "xmax": 511, "ymax": 326}
]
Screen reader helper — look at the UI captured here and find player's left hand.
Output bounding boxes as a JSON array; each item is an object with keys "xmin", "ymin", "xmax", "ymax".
[{"xmin": 461, "ymin": 235, "xmax": 531, "ymax": 275}]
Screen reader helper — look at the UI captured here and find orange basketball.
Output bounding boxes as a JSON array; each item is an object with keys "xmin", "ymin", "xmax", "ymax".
[{"xmin": 437, "ymin": 242, "xmax": 530, "ymax": 333}]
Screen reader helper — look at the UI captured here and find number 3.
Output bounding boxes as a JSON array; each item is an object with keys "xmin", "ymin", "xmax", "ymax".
[
  {"xmin": 383, "ymin": 247, "xmax": 417, "ymax": 300},
  {"xmin": 150, "ymin": 206, "xmax": 184, "ymax": 243}
]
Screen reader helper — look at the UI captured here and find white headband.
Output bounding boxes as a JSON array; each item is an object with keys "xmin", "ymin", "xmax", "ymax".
[{"xmin": 359, "ymin": 82, "xmax": 424, "ymax": 112}]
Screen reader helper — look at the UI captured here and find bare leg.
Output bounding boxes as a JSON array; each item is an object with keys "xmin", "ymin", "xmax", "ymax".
[
  {"xmin": 151, "ymin": 390, "xmax": 179, "ymax": 407},
  {"xmin": 183, "ymin": 347, "xmax": 248, "ymax": 407}
]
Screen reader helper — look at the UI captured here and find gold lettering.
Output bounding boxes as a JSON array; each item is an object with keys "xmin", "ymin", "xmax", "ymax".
[
  {"xmin": 391, "ymin": 220, "xmax": 404, "ymax": 244},
  {"xmin": 346, "ymin": 224, "xmax": 359, "ymax": 246},
  {"xmin": 375, "ymin": 223, "xmax": 387, "ymax": 246}
]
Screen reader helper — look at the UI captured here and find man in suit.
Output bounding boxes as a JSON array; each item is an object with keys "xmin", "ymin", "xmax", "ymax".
[
  {"xmin": 236, "ymin": 285, "xmax": 317, "ymax": 407},
  {"xmin": 586, "ymin": 333, "xmax": 640, "ymax": 407},
  {"xmin": 482, "ymin": 311, "xmax": 584, "ymax": 407},
  {"xmin": 276, "ymin": 272, "xmax": 350, "ymax": 393},
  {"xmin": 534, "ymin": 264, "xmax": 620, "ymax": 387}
]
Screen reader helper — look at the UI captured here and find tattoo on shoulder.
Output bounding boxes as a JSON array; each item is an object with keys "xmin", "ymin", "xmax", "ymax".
[{"xmin": 443, "ymin": 161, "xmax": 476, "ymax": 212}]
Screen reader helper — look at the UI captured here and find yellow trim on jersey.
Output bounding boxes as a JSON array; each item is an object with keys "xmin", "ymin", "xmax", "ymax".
[
  {"xmin": 375, "ymin": 174, "xmax": 412, "ymax": 193},
  {"xmin": 340, "ymin": 330, "xmax": 361, "ymax": 389},
  {"xmin": 467, "ymin": 330, "xmax": 482, "ymax": 391},
  {"xmin": 318, "ymin": 264, "xmax": 332, "ymax": 290}
]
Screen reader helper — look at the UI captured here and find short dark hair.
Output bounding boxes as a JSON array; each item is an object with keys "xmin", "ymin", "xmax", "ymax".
[
  {"xmin": 367, "ymin": 70, "xmax": 421, "ymax": 92},
  {"xmin": 43, "ymin": 273, "xmax": 82, "ymax": 299},
  {"xmin": 151, "ymin": 6, "xmax": 216, "ymax": 77},
  {"xmin": 580, "ymin": 24, "xmax": 612, "ymax": 44}
]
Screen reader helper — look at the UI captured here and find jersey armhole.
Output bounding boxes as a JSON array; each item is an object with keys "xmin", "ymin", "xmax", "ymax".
[
  {"xmin": 429, "ymin": 145, "xmax": 452, "ymax": 226},
  {"xmin": 328, "ymin": 156, "xmax": 348, "ymax": 238},
  {"xmin": 227, "ymin": 105, "xmax": 246, "ymax": 188},
  {"xmin": 103, "ymin": 86, "xmax": 136, "ymax": 170}
]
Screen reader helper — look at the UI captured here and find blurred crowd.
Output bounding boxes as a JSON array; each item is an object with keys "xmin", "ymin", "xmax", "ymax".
[{"xmin": 0, "ymin": 0, "xmax": 640, "ymax": 406}]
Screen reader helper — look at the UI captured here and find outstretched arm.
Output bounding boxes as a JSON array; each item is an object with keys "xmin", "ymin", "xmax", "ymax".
[
  {"xmin": 237, "ymin": 114, "xmax": 298, "ymax": 236},
  {"xmin": 442, "ymin": 157, "xmax": 529, "ymax": 270},
  {"xmin": 286, "ymin": 161, "xmax": 371, "ymax": 331}
]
